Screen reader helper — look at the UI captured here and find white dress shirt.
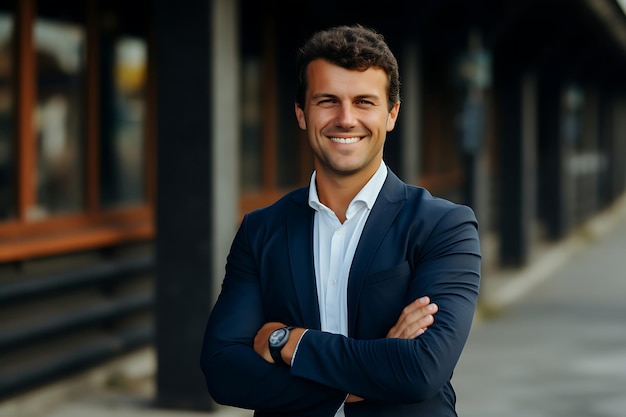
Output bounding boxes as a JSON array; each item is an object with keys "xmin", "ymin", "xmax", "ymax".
[{"xmin": 307, "ymin": 161, "xmax": 388, "ymax": 416}]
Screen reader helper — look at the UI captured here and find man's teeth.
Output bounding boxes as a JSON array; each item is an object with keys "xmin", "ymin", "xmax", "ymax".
[{"xmin": 330, "ymin": 137, "xmax": 360, "ymax": 144}]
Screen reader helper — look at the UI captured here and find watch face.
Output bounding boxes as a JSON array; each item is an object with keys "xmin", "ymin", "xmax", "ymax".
[{"xmin": 269, "ymin": 328, "xmax": 287, "ymax": 346}]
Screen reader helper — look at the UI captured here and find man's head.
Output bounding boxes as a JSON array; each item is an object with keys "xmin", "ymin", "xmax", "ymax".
[
  {"xmin": 293, "ymin": 25, "xmax": 401, "ymax": 184},
  {"xmin": 295, "ymin": 24, "xmax": 400, "ymax": 112}
]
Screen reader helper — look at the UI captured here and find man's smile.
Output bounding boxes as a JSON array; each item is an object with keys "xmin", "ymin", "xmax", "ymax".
[{"xmin": 329, "ymin": 137, "xmax": 362, "ymax": 144}]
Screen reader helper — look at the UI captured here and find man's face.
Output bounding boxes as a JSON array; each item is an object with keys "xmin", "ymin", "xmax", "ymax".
[{"xmin": 295, "ymin": 59, "xmax": 400, "ymax": 180}]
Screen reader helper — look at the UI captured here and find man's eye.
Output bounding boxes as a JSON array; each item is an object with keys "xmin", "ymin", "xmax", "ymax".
[
  {"xmin": 357, "ymin": 100, "xmax": 373, "ymax": 105},
  {"xmin": 317, "ymin": 99, "xmax": 337, "ymax": 106}
]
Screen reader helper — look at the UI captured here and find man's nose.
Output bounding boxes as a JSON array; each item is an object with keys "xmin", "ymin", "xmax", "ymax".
[{"xmin": 335, "ymin": 104, "xmax": 356, "ymax": 127}]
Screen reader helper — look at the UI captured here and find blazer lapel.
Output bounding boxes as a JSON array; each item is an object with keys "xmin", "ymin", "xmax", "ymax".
[
  {"xmin": 287, "ymin": 193, "xmax": 321, "ymax": 330},
  {"xmin": 347, "ymin": 171, "xmax": 406, "ymax": 335}
]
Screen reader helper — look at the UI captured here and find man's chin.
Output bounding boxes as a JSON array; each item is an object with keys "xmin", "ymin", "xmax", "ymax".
[{"xmin": 328, "ymin": 162, "xmax": 367, "ymax": 177}]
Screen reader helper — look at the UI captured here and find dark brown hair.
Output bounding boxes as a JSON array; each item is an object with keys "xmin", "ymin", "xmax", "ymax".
[{"xmin": 295, "ymin": 24, "xmax": 400, "ymax": 111}]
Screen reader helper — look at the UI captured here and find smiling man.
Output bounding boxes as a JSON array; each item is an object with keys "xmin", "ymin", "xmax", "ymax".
[{"xmin": 201, "ymin": 24, "xmax": 482, "ymax": 417}]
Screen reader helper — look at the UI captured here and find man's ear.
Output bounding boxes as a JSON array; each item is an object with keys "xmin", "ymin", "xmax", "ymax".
[
  {"xmin": 295, "ymin": 103, "xmax": 307, "ymax": 130},
  {"xmin": 386, "ymin": 101, "xmax": 401, "ymax": 132}
]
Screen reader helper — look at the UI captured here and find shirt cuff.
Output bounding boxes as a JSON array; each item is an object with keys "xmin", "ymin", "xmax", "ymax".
[{"xmin": 290, "ymin": 328, "xmax": 308, "ymax": 367}]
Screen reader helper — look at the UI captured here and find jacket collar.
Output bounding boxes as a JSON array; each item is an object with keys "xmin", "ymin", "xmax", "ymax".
[
  {"xmin": 286, "ymin": 194, "xmax": 321, "ymax": 329},
  {"xmin": 287, "ymin": 170, "xmax": 407, "ymax": 332},
  {"xmin": 347, "ymin": 171, "xmax": 406, "ymax": 335}
]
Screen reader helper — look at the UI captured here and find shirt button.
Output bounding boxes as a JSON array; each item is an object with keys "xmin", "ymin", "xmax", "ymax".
[{"xmin": 330, "ymin": 279, "xmax": 337, "ymax": 285}]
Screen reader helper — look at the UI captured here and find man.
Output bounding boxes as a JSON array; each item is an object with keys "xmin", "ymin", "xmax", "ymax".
[{"xmin": 201, "ymin": 24, "xmax": 481, "ymax": 416}]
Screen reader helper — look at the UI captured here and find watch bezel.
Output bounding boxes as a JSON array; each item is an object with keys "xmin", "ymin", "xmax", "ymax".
[
  {"xmin": 269, "ymin": 327, "xmax": 289, "ymax": 347},
  {"xmin": 268, "ymin": 326, "xmax": 295, "ymax": 366}
]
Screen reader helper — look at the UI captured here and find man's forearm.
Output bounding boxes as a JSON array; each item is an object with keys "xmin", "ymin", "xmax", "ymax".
[{"xmin": 254, "ymin": 297, "xmax": 437, "ymax": 366}]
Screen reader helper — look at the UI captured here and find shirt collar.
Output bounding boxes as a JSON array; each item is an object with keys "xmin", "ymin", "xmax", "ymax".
[{"xmin": 308, "ymin": 161, "xmax": 388, "ymax": 214}]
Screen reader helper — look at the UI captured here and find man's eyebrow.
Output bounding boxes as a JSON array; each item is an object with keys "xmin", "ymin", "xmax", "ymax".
[
  {"xmin": 310, "ymin": 93, "xmax": 337, "ymax": 100},
  {"xmin": 354, "ymin": 94, "xmax": 382, "ymax": 101},
  {"xmin": 310, "ymin": 93, "xmax": 382, "ymax": 101}
]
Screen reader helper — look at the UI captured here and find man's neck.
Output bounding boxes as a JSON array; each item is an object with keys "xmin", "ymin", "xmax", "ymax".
[{"xmin": 314, "ymin": 165, "xmax": 378, "ymax": 223}]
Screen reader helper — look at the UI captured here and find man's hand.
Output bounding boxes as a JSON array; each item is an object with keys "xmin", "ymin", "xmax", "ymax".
[
  {"xmin": 387, "ymin": 296, "xmax": 438, "ymax": 339},
  {"xmin": 346, "ymin": 394, "xmax": 364, "ymax": 403},
  {"xmin": 348, "ymin": 296, "xmax": 438, "ymax": 404}
]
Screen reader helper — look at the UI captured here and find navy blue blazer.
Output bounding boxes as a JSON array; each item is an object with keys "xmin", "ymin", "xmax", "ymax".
[{"xmin": 201, "ymin": 170, "xmax": 481, "ymax": 416}]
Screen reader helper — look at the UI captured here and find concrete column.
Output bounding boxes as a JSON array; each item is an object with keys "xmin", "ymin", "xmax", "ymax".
[{"xmin": 211, "ymin": 0, "xmax": 240, "ymax": 307}]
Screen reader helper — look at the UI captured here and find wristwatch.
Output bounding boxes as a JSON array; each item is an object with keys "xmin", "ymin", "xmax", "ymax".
[{"xmin": 268, "ymin": 326, "xmax": 295, "ymax": 366}]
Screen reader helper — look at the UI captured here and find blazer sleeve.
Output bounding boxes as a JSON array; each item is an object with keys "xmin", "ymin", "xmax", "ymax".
[
  {"xmin": 200, "ymin": 214, "xmax": 346, "ymax": 415},
  {"xmin": 289, "ymin": 204, "xmax": 481, "ymax": 404}
]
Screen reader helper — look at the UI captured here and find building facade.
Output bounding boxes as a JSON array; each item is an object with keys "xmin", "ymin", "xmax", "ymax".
[{"xmin": 1, "ymin": 0, "xmax": 626, "ymax": 411}]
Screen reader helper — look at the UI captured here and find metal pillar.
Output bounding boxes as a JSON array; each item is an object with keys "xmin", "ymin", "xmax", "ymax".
[
  {"xmin": 498, "ymin": 71, "xmax": 537, "ymax": 267},
  {"xmin": 538, "ymin": 73, "xmax": 575, "ymax": 241},
  {"xmin": 400, "ymin": 39, "xmax": 422, "ymax": 184},
  {"xmin": 613, "ymin": 97, "xmax": 626, "ymax": 196},
  {"xmin": 457, "ymin": 28, "xmax": 491, "ymax": 246},
  {"xmin": 608, "ymin": 95, "xmax": 626, "ymax": 201},
  {"xmin": 154, "ymin": 0, "xmax": 215, "ymax": 410}
]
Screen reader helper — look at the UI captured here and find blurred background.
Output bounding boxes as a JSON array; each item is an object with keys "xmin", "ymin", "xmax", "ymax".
[{"xmin": 1, "ymin": 0, "xmax": 626, "ymax": 415}]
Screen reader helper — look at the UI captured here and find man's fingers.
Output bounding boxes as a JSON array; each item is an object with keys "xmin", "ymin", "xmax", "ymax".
[
  {"xmin": 395, "ymin": 313, "xmax": 434, "ymax": 338},
  {"xmin": 404, "ymin": 296, "xmax": 430, "ymax": 313},
  {"xmin": 386, "ymin": 298, "xmax": 438, "ymax": 339}
]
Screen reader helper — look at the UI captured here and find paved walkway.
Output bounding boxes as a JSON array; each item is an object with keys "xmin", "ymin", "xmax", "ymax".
[
  {"xmin": 6, "ymin": 197, "xmax": 626, "ymax": 417},
  {"xmin": 454, "ymin": 202, "xmax": 626, "ymax": 417}
]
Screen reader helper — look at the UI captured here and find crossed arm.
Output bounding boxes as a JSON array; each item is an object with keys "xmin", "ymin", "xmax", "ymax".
[
  {"xmin": 202, "ymin": 204, "xmax": 481, "ymax": 412},
  {"xmin": 253, "ymin": 295, "xmax": 438, "ymax": 363},
  {"xmin": 253, "ymin": 296, "xmax": 439, "ymax": 403}
]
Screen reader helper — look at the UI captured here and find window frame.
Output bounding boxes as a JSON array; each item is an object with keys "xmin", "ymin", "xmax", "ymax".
[
  {"xmin": 238, "ymin": 10, "xmax": 313, "ymax": 216},
  {"xmin": 0, "ymin": 0, "xmax": 155, "ymax": 262}
]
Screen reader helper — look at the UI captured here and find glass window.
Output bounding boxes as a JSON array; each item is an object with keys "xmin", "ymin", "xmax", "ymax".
[
  {"xmin": 0, "ymin": 0, "xmax": 155, "ymax": 262},
  {"xmin": 99, "ymin": 4, "xmax": 148, "ymax": 208},
  {"xmin": 275, "ymin": 44, "xmax": 305, "ymax": 190},
  {"xmin": 0, "ymin": 7, "xmax": 14, "ymax": 220},
  {"xmin": 237, "ymin": 11, "xmax": 312, "ymax": 199},
  {"xmin": 32, "ymin": 2, "xmax": 86, "ymax": 219},
  {"xmin": 100, "ymin": 37, "xmax": 147, "ymax": 207},
  {"xmin": 240, "ymin": 58, "xmax": 262, "ymax": 192}
]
